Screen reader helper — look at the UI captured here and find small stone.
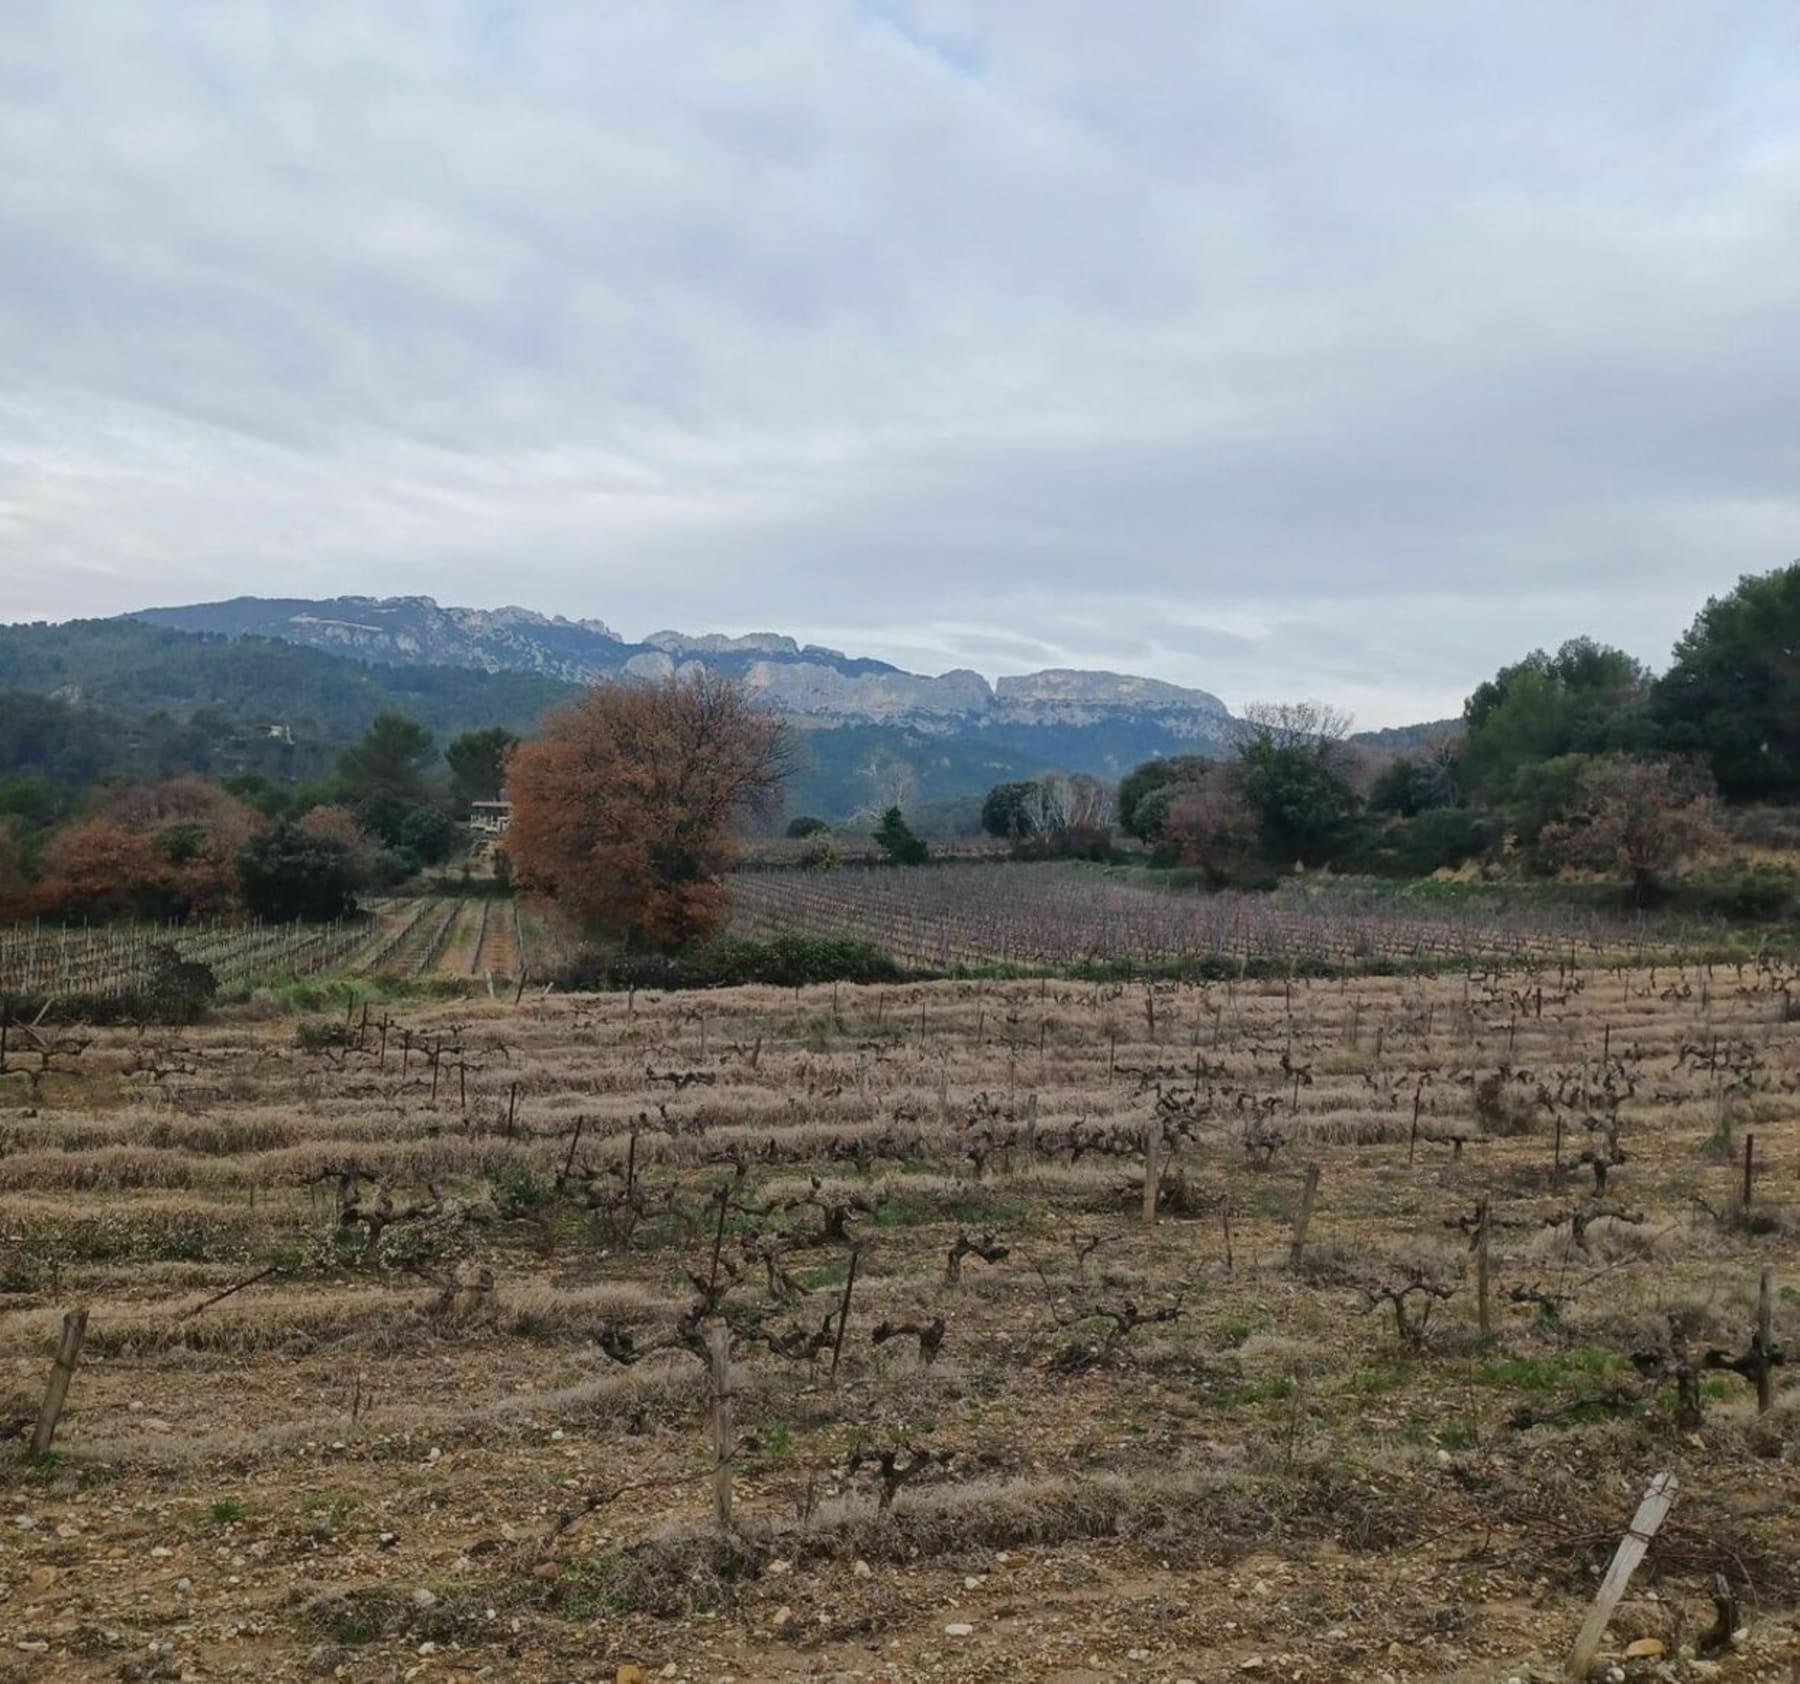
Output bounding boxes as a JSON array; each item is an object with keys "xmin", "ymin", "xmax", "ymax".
[
  {"xmin": 27, "ymin": 1566, "xmax": 59, "ymax": 1591},
  {"xmin": 963, "ymin": 1575, "xmax": 982, "ymax": 1590},
  {"xmin": 767, "ymin": 1559, "xmax": 792, "ymax": 1576},
  {"xmin": 1239, "ymin": 1659, "xmax": 1265, "ymax": 1674},
  {"xmin": 852, "ymin": 1559, "xmax": 871, "ymax": 1579},
  {"xmin": 427, "ymin": 1447, "xmax": 442, "ymax": 1462},
  {"xmin": 417, "ymin": 1642, "xmax": 438, "ymax": 1657},
  {"xmin": 944, "ymin": 1623, "xmax": 974, "ymax": 1637},
  {"xmin": 412, "ymin": 1588, "xmax": 438, "ymax": 1609},
  {"xmin": 613, "ymin": 1667, "xmax": 645, "ymax": 1684},
  {"xmin": 1624, "ymin": 1639, "xmax": 1665, "ymax": 1660},
  {"xmin": 772, "ymin": 1606, "xmax": 793, "ymax": 1628}
]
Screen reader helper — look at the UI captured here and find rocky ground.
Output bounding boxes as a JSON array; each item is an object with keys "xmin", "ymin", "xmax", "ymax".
[{"xmin": 2, "ymin": 963, "xmax": 1797, "ymax": 1681}]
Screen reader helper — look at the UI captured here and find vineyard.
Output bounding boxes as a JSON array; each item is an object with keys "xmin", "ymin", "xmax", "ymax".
[
  {"xmin": 1, "ymin": 957, "xmax": 1796, "ymax": 1678},
  {"xmin": 729, "ymin": 862, "xmax": 1681, "ymax": 972},
  {"xmin": 0, "ymin": 896, "xmax": 569, "ymax": 999},
  {"xmin": 0, "ymin": 917, "xmax": 366, "ymax": 998}
]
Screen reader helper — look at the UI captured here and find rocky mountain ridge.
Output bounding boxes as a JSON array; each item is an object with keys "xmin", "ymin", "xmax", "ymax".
[{"xmin": 131, "ymin": 595, "xmax": 1234, "ymax": 740}]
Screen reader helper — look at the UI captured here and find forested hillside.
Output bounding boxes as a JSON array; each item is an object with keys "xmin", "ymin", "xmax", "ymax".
[{"xmin": 0, "ymin": 620, "xmax": 1238, "ymax": 822}]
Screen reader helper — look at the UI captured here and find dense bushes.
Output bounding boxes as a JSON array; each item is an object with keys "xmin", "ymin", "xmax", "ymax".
[
  {"xmin": 557, "ymin": 934, "xmax": 908, "ymax": 992},
  {"xmin": 1342, "ymin": 808, "xmax": 1494, "ymax": 877},
  {"xmin": 238, "ymin": 825, "xmax": 361, "ymax": 923}
]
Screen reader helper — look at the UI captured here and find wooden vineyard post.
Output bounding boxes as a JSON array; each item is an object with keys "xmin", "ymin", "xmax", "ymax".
[
  {"xmin": 1741, "ymin": 1133, "xmax": 1756, "ymax": 1211},
  {"xmin": 1756, "ymin": 1266, "xmax": 1777, "ymax": 1415},
  {"xmin": 705, "ymin": 1321, "xmax": 735, "ymax": 1534},
  {"xmin": 1476, "ymin": 1196, "xmax": 1493, "ymax": 1342},
  {"xmin": 830, "ymin": 1246, "xmax": 860, "ymax": 1384},
  {"xmin": 557, "ymin": 1117, "xmax": 586, "ymax": 1191},
  {"xmin": 1566, "ymin": 1472, "xmax": 1678, "ymax": 1680},
  {"xmin": 1142, "ymin": 1118, "xmax": 1160, "ymax": 1227},
  {"xmin": 32, "ymin": 1307, "xmax": 89, "ymax": 1457},
  {"xmin": 1288, "ymin": 1163, "xmax": 1320, "ymax": 1271}
]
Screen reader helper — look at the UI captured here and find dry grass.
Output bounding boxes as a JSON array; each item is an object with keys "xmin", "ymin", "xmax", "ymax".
[{"xmin": 2, "ymin": 961, "xmax": 1798, "ymax": 1680}]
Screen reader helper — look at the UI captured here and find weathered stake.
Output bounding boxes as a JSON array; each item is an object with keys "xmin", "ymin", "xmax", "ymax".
[
  {"xmin": 1288, "ymin": 1162, "xmax": 1321, "ymax": 1271},
  {"xmin": 1476, "ymin": 1196, "xmax": 1493, "ymax": 1342},
  {"xmin": 1142, "ymin": 1118, "xmax": 1160, "ymax": 1227},
  {"xmin": 705, "ymin": 1320, "xmax": 734, "ymax": 1533},
  {"xmin": 830, "ymin": 1246, "xmax": 861, "ymax": 1383},
  {"xmin": 32, "ymin": 1307, "xmax": 89, "ymax": 1457},
  {"xmin": 1756, "ymin": 1265, "xmax": 1777, "ymax": 1415},
  {"xmin": 1566, "ymin": 1471, "xmax": 1678, "ymax": 1680}
]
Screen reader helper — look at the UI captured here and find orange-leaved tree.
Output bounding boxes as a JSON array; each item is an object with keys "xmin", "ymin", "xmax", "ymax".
[
  {"xmin": 505, "ymin": 673, "xmax": 790, "ymax": 951},
  {"xmin": 32, "ymin": 819, "xmax": 171, "ymax": 922},
  {"xmin": 98, "ymin": 777, "xmax": 263, "ymax": 919}
]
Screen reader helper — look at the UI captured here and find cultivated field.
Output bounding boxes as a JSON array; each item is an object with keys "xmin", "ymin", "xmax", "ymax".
[
  {"xmin": 0, "ymin": 897, "xmax": 567, "ymax": 1001},
  {"xmin": 0, "ymin": 920, "xmax": 367, "ymax": 1000},
  {"xmin": 2, "ymin": 958, "xmax": 1797, "ymax": 1680},
  {"xmin": 729, "ymin": 863, "xmax": 1703, "ymax": 973}
]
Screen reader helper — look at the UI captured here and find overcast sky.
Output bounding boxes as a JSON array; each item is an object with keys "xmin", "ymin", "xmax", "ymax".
[{"xmin": 3, "ymin": 3, "xmax": 1797, "ymax": 725}]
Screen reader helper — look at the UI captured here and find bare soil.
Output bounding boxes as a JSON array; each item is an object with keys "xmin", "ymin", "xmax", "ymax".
[{"xmin": 2, "ymin": 962, "xmax": 1798, "ymax": 1682}]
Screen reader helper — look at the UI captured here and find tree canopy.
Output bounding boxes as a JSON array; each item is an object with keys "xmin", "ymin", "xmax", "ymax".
[
  {"xmin": 238, "ymin": 823, "xmax": 362, "ymax": 923},
  {"xmin": 338, "ymin": 713, "xmax": 436, "ymax": 805},
  {"xmin": 505, "ymin": 673, "xmax": 789, "ymax": 951},
  {"xmin": 872, "ymin": 806, "xmax": 930, "ymax": 866},
  {"xmin": 446, "ymin": 726, "xmax": 518, "ymax": 808},
  {"xmin": 1458, "ymin": 637, "xmax": 1653, "ymax": 800},
  {"xmin": 1655, "ymin": 563, "xmax": 1800, "ymax": 802}
]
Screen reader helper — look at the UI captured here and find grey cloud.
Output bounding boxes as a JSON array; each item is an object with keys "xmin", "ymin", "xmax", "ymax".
[{"xmin": 2, "ymin": 2, "xmax": 1798, "ymax": 723}]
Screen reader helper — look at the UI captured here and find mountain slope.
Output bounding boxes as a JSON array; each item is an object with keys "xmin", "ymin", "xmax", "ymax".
[
  {"xmin": 0, "ymin": 619, "xmax": 582, "ymax": 785},
  {"xmin": 130, "ymin": 595, "xmax": 1233, "ymax": 740},
  {"xmin": 1, "ymin": 617, "xmax": 1235, "ymax": 819}
]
